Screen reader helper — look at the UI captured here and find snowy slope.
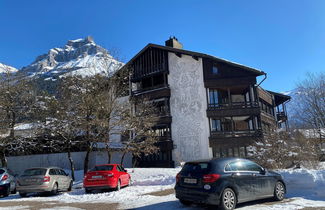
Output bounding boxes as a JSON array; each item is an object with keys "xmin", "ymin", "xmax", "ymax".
[
  {"xmin": 1, "ymin": 167, "xmax": 325, "ymax": 209},
  {"xmin": 0, "ymin": 63, "xmax": 18, "ymax": 74},
  {"xmin": 20, "ymin": 36, "xmax": 123, "ymax": 79}
]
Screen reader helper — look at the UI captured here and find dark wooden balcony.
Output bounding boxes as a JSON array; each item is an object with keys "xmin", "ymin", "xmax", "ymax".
[
  {"xmin": 277, "ymin": 112, "xmax": 288, "ymax": 122},
  {"xmin": 131, "ymin": 85, "xmax": 171, "ymax": 100},
  {"xmin": 209, "ymin": 129, "xmax": 263, "ymax": 148},
  {"xmin": 207, "ymin": 102, "xmax": 260, "ymax": 117}
]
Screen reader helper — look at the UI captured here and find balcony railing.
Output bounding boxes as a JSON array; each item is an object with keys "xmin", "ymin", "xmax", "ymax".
[
  {"xmin": 276, "ymin": 112, "xmax": 288, "ymax": 122},
  {"xmin": 132, "ymin": 84, "xmax": 169, "ymax": 95},
  {"xmin": 208, "ymin": 101, "xmax": 259, "ymax": 110},
  {"xmin": 211, "ymin": 129, "xmax": 263, "ymax": 138}
]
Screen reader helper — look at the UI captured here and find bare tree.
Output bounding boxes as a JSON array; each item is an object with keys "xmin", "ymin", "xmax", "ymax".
[
  {"xmin": 119, "ymin": 97, "xmax": 160, "ymax": 167},
  {"xmin": 0, "ymin": 70, "xmax": 36, "ymax": 167},
  {"xmin": 250, "ymin": 127, "xmax": 319, "ymax": 169},
  {"xmin": 291, "ymin": 72, "xmax": 325, "ymax": 129}
]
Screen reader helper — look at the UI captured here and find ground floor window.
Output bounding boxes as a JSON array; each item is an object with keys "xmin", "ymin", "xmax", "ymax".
[{"xmin": 213, "ymin": 146, "xmax": 248, "ymax": 158}]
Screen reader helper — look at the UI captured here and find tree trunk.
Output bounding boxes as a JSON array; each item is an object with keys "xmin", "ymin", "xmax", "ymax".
[
  {"xmin": 9, "ymin": 111, "xmax": 15, "ymax": 138},
  {"xmin": 84, "ymin": 143, "xmax": 91, "ymax": 175},
  {"xmin": 0, "ymin": 149, "xmax": 7, "ymax": 168},
  {"xmin": 67, "ymin": 149, "xmax": 75, "ymax": 181},
  {"xmin": 120, "ymin": 152, "xmax": 126, "ymax": 165},
  {"xmin": 132, "ymin": 158, "xmax": 138, "ymax": 168},
  {"xmin": 107, "ymin": 151, "xmax": 112, "ymax": 164}
]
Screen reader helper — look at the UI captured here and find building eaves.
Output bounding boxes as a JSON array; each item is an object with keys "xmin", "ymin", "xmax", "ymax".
[{"xmin": 122, "ymin": 43, "xmax": 266, "ymax": 76}]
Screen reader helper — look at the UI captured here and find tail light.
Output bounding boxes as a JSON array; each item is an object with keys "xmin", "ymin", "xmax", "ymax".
[
  {"xmin": 1, "ymin": 174, "xmax": 8, "ymax": 181},
  {"xmin": 43, "ymin": 176, "xmax": 51, "ymax": 182},
  {"xmin": 176, "ymin": 173, "xmax": 181, "ymax": 182},
  {"xmin": 203, "ymin": 174, "xmax": 221, "ymax": 183},
  {"xmin": 106, "ymin": 173, "xmax": 114, "ymax": 177}
]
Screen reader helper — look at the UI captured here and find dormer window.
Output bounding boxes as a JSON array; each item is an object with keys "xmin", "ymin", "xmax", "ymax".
[{"xmin": 212, "ymin": 66, "xmax": 219, "ymax": 74}]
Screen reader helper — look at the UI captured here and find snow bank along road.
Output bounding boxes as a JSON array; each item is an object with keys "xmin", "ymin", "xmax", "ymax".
[{"xmin": 0, "ymin": 167, "xmax": 325, "ymax": 210}]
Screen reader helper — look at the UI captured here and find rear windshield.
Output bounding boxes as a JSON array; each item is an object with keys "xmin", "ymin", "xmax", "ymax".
[
  {"xmin": 0, "ymin": 169, "xmax": 5, "ymax": 174},
  {"xmin": 181, "ymin": 162, "xmax": 211, "ymax": 174},
  {"xmin": 22, "ymin": 168, "xmax": 47, "ymax": 176},
  {"xmin": 90, "ymin": 165, "xmax": 113, "ymax": 171}
]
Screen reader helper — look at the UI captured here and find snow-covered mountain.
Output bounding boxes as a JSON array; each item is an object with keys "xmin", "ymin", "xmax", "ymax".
[
  {"xmin": 0, "ymin": 63, "xmax": 18, "ymax": 74},
  {"xmin": 20, "ymin": 36, "xmax": 124, "ymax": 80}
]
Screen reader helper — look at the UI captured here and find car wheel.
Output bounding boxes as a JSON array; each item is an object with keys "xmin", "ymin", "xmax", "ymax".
[
  {"xmin": 19, "ymin": 192, "xmax": 27, "ymax": 197},
  {"xmin": 220, "ymin": 188, "xmax": 236, "ymax": 210},
  {"xmin": 85, "ymin": 188, "xmax": 92, "ymax": 194},
  {"xmin": 3, "ymin": 185, "xmax": 10, "ymax": 197},
  {"xmin": 11, "ymin": 186, "xmax": 17, "ymax": 194},
  {"xmin": 116, "ymin": 180, "xmax": 121, "ymax": 191},
  {"xmin": 179, "ymin": 199, "xmax": 192, "ymax": 206},
  {"xmin": 274, "ymin": 181, "xmax": 285, "ymax": 201},
  {"xmin": 51, "ymin": 183, "xmax": 59, "ymax": 195},
  {"xmin": 67, "ymin": 181, "xmax": 73, "ymax": 192}
]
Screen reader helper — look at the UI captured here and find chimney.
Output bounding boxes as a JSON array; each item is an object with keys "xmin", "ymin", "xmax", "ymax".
[{"xmin": 165, "ymin": 36, "xmax": 183, "ymax": 49}]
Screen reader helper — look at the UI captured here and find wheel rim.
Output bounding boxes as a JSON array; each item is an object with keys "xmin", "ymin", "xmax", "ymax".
[
  {"xmin": 223, "ymin": 190, "xmax": 235, "ymax": 209},
  {"xmin": 276, "ymin": 182, "xmax": 285, "ymax": 199}
]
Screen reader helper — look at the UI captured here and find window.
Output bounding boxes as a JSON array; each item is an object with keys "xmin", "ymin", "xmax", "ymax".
[
  {"xmin": 212, "ymin": 66, "xmax": 219, "ymax": 74},
  {"xmin": 211, "ymin": 119, "xmax": 221, "ymax": 131},
  {"xmin": 90, "ymin": 165, "xmax": 113, "ymax": 171},
  {"xmin": 49, "ymin": 169, "xmax": 57, "ymax": 175},
  {"xmin": 209, "ymin": 89, "xmax": 219, "ymax": 105},
  {"xmin": 244, "ymin": 161, "xmax": 262, "ymax": 172}
]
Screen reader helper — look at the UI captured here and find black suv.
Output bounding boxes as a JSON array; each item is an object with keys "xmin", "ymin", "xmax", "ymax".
[{"xmin": 174, "ymin": 158, "xmax": 286, "ymax": 210}]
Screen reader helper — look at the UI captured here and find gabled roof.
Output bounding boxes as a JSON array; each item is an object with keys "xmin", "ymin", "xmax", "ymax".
[{"xmin": 123, "ymin": 43, "xmax": 266, "ymax": 76}]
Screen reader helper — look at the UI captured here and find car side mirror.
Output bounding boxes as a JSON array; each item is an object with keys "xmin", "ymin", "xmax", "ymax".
[{"xmin": 260, "ymin": 168, "xmax": 266, "ymax": 175}]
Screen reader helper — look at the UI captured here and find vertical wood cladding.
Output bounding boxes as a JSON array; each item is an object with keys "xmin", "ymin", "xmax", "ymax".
[
  {"xmin": 131, "ymin": 48, "xmax": 168, "ymax": 81},
  {"xmin": 202, "ymin": 58, "xmax": 258, "ymax": 87}
]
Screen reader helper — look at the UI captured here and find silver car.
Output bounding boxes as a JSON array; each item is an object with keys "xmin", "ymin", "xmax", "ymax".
[
  {"xmin": 17, "ymin": 167, "xmax": 73, "ymax": 197},
  {"xmin": 0, "ymin": 168, "xmax": 17, "ymax": 197}
]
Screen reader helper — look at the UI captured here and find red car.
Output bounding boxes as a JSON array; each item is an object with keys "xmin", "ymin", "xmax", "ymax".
[{"xmin": 83, "ymin": 164, "xmax": 131, "ymax": 193}]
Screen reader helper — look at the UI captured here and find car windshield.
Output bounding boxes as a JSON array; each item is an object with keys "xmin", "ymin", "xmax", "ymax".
[
  {"xmin": 22, "ymin": 168, "xmax": 47, "ymax": 176},
  {"xmin": 181, "ymin": 162, "xmax": 211, "ymax": 174},
  {"xmin": 90, "ymin": 165, "xmax": 113, "ymax": 171},
  {"xmin": 0, "ymin": 169, "xmax": 5, "ymax": 174}
]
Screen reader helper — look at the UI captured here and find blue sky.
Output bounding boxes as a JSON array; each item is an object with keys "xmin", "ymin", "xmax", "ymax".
[{"xmin": 0, "ymin": 0, "xmax": 324, "ymax": 92}]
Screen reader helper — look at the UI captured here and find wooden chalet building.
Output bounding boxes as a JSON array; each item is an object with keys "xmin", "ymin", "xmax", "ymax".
[{"xmin": 123, "ymin": 37, "xmax": 290, "ymax": 167}]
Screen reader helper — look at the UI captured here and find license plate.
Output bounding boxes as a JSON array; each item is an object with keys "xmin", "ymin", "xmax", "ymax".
[
  {"xmin": 184, "ymin": 178, "xmax": 197, "ymax": 184},
  {"xmin": 92, "ymin": 175, "xmax": 102, "ymax": 179}
]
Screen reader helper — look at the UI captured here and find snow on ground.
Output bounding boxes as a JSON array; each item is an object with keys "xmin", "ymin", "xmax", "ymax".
[{"xmin": 0, "ymin": 166, "xmax": 325, "ymax": 209}]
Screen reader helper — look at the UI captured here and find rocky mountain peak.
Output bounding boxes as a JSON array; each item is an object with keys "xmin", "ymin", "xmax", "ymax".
[
  {"xmin": 0, "ymin": 63, "xmax": 18, "ymax": 74},
  {"xmin": 21, "ymin": 36, "xmax": 123, "ymax": 78}
]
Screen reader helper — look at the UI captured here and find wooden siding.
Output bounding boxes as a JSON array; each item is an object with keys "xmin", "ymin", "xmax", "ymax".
[
  {"xmin": 258, "ymin": 87, "xmax": 273, "ymax": 105},
  {"xmin": 131, "ymin": 47, "xmax": 168, "ymax": 82}
]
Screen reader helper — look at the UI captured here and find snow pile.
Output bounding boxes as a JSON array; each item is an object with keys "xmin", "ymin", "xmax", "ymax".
[
  {"xmin": 278, "ymin": 168, "xmax": 325, "ymax": 200},
  {"xmin": 129, "ymin": 168, "xmax": 180, "ymax": 186}
]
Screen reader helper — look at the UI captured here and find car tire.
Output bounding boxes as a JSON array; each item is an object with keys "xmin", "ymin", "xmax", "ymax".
[
  {"xmin": 19, "ymin": 192, "xmax": 27, "ymax": 197},
  {"xmin": 51, "ymin": 183, "xmax": 59, "ymax": 195},
  {"xmin": 67, "ymin": 181, "xmax": 73, "ymax": 192},
  {"xmin": 85, "ymin": 188, "xmax": 92, "ymax": 194},
  {"xmin": 3, "ymin": 185, "xmax": 10, "ymax": 197},
  {"xmin": 219, "ymin": 188, "xmax": 236, "ymax": 210},
  {"xmin": 179, "ymin": 199, "xmax": 192, "ymax": 206},
  {"xmin": 116, "ymin": 180, "xmax": 121, "ymax": 191},
  {"xmin": 11, "ymin": 186, "xmax": 17, "ymax": 194},
  {"xmin": 274, "ymin": 181, "xmax": 285, "ymax": 201}
]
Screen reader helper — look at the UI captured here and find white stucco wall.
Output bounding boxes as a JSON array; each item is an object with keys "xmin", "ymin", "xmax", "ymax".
[{"xmin": 168, "ymin": 53, "xmax": 212, "ymax": 165}]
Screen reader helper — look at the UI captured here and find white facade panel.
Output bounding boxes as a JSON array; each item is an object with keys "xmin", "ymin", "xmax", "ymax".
[{"xmin": 168, "ymin": 52, "xmax": 212, "ymax": 165}]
